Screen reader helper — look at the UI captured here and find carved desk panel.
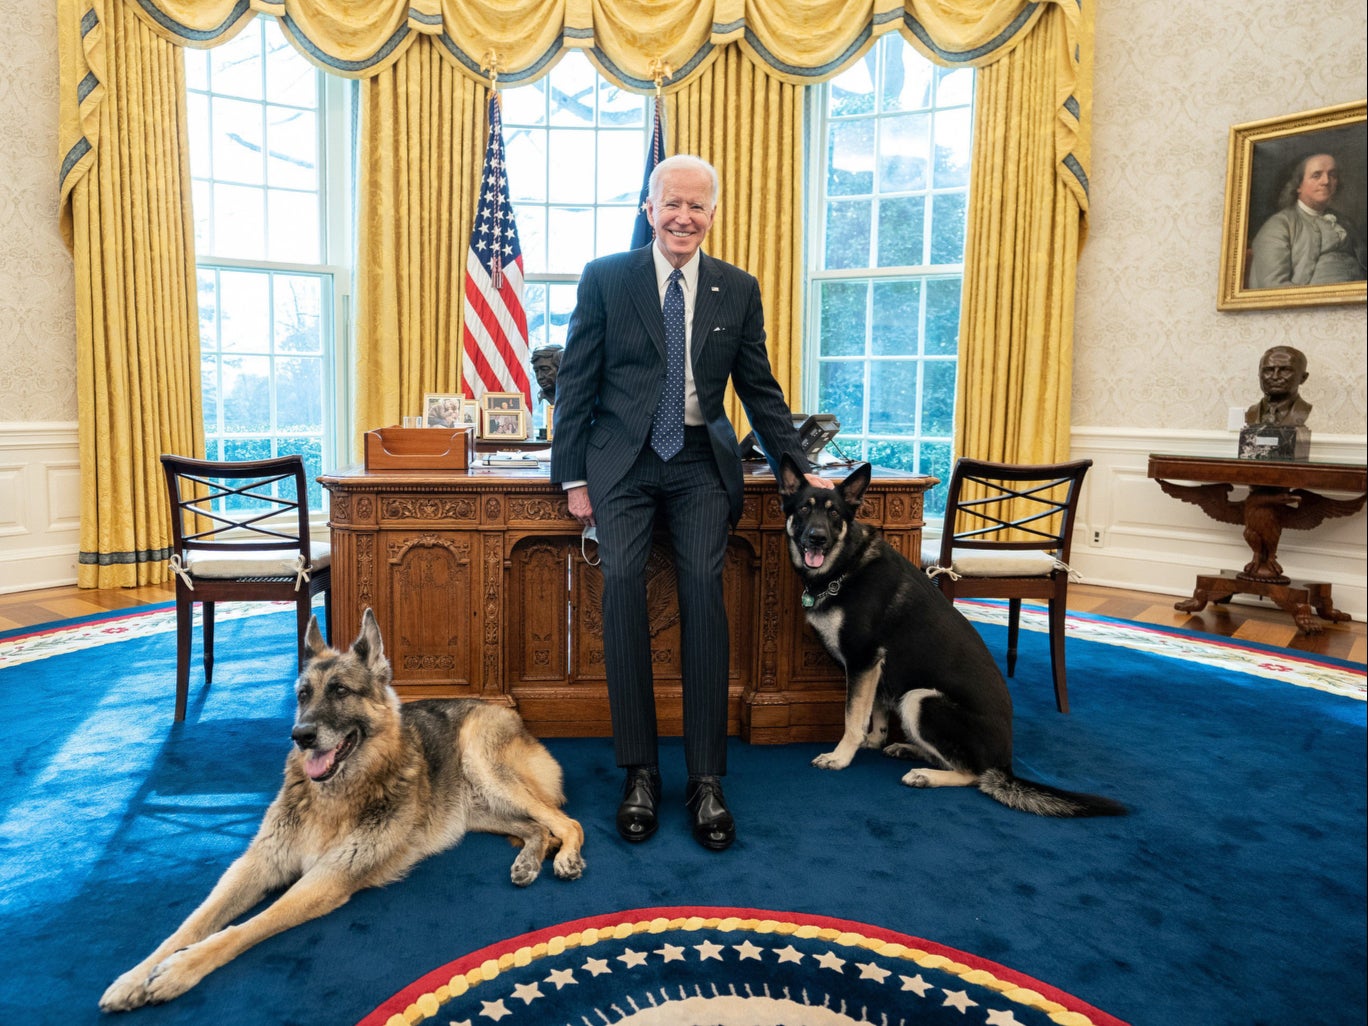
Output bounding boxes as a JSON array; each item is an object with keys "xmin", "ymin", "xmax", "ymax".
[{"xmin": 320, "ymin": 464, "xmax": 935, "ymax": 743}]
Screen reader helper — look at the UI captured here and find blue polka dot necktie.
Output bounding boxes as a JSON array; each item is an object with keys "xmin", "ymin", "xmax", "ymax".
[{"xmin": 651, "ymin": 268, "xmax": 686, "ymax": 460}]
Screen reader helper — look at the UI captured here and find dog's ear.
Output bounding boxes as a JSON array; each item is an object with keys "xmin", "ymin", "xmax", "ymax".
[
  {"xmin": 839, "ymin": 462, "xmax": 873, "ymax": 511},
  {"xmin": 777, "ymin": 452, "xmax": 806, "ymax": 498},
  {"xmin": 302, "ymin": 615, "xmax": 329, "ymax": 660},
  {"xmin": 353, "ymin": 607, "xmax": 387, "ymax": 670}
]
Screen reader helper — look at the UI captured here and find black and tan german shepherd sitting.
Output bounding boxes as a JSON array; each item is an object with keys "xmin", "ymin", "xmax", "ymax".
[{"xmin": 778, "ymin": 455, "xmax": 1124, "ymax": 818}]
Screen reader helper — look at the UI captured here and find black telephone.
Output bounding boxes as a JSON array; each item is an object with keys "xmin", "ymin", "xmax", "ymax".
[{"xmin": 738, "ymin": 413, "xmax": 840, "ymax": 462}]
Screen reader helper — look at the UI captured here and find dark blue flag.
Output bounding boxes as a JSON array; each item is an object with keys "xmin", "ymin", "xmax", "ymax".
[{"xmin": 630, "ymin": 98, "xmax": 666, "ymax": 249}]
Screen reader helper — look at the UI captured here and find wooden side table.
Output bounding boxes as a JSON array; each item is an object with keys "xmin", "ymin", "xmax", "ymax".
[{"xmin": 1147, "ymin": 453, "xmax": 1366, "ymax": 633}]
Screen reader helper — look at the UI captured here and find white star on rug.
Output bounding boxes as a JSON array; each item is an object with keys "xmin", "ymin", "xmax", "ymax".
[
  {"xmin": 478, "ymin": 998, "xmax": 511, "ymax": 1020},
  {"xmin": 695, "ymin": 940, "xmax": 725, "ymax": 961},
  {"xmin": 774, "ymin": 944, "xmax": 805, "ymax": 964},
  {"xmin": 655, "ymin": 943, "xmax": 686, "ymax": 962},
  {"xmin": 544, "ymin": 967, "xmax": 576, "ymax": 989},
  {"xmin": 510, "ymin": 981, "xmax": 542, "ymax": 1004},
  {"xmin": 815, "ymin": 950, "xmax": 847, "ymax": 972},
  {"xmin": 582, "ymin": 957, "xmax": 611, "ymax": 976},
  {"xmin": 734, "ymin": 940, "xmax": 765, "ymax": 961},
  {"xmin": 986, "ymin": 1010, "xmax": 1024, "ymax": 1025},
  {"xmin": 856, "ymin": 961, "xmax": 892, "ymax": 983},
  {"xmin": 942, "ymin": 989, "xmax": 979, "ymax": 1012},
  {"xmin": 617, "ymin": 948, "xmax": 648, "ymax": 968},
  {"xmin": 901, "ymin": 974, "xmax": 933, "ymax": 995}
]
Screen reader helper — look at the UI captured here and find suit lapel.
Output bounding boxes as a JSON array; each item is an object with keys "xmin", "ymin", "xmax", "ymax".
[
  {"xmin": 691, "ymin": 254, "xmax": 723, "ymax": 362},
  {"xmin": 627, "ymin": 248, "xmax": 667, "ymax": 359}
]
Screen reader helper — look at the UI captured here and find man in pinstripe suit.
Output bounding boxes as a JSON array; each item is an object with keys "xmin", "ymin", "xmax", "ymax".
[{"xmin": 551, "ymin": 154, "xmax": 825, "ymax": 851}]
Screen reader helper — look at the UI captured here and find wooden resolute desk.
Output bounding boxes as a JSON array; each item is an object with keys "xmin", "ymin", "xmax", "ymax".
[
  {"xmin": 1147, "ymin": 453, "xmax": 1367, "ymax": 633},
  {"xmin": 319, "ymin": 463, "xmax": 936, "ymax": 742}
]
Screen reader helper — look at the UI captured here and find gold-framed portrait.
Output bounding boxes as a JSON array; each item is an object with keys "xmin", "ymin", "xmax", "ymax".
[
  {"xmin": 480, "ymin": 391, "xmax": 526, "ymax": 414},
  {"xmin": 482, "ymin": 408, "xmax": 528, "ymax": 440},
  {"xmin": 1218, "ymin": 100, "xmax": 1366, "ymax": 311}
]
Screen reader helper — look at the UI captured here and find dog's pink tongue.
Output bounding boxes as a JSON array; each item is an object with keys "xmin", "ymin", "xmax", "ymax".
[
  {"xmin": 804, "ymin": 550, "xmax": 825, "ymax": 569},
  {"xmin": 304, "ymin": 748, "xmax": 336, "ymax": 780}
]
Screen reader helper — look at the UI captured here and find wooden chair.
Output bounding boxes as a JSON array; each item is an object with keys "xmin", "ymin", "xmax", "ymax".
[
  {"xmin": 923, "ymin": 458, "xmax": 1093, "ymax": 713},
  {"xmin": 160, "ymin": 454, "xmax": 332, "ymax": 721}
]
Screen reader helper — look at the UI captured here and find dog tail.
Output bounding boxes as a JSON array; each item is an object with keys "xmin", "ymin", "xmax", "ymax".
[{"xmin": 977, "ymin": 768, "xmax": 1127, "ymax": 818}]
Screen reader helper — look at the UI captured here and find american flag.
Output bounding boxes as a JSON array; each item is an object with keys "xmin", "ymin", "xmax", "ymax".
[
  {"xmin": 630, "ymin": 97, "xmax": 667, "ymax": 249},
  {"xmin": 463, "ymin": 93, "xmax": 531, "ymax": 405}
]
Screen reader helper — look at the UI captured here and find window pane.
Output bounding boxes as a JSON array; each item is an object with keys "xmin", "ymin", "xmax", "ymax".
[
  {"xmin": 275, "ymin": 357, "xmax": 323, "ymax": 430},
  {"xmin": 211, "ymin": 97, "xmax": 265, "ymax": 184},
  {"xmin": 920, "ymin": 360, "xmax": 956, "ymax": 435},
  {"xmin": 818, "ymin": 361, "xmax": 866, "ymax": 433},
  {"xmin": 598, "ymin": 78, "xmax": 643, "ymax": 127},
  {"xmin": 506, "ymin": 129, "xmax": 548, "ymax": 202},
  {"xmin": 267, "ymin": 190, "xmax": 320, "ymax": 263},
  {"xmin": 827, "ymin": 120, "xmax": 874, "ymax": 196},
  {"xmin": 222, "ymin": 355, "xmax": 272, "ymax": 431},
  {"xmin": 267, "ymin": 106, "xmax": 317, "ymax": 190},
  {"xmin": 219, "ymin": 271, "xmax": 270, "ymax": 353},
  {"xmin": 933, "ymin": 108, "xmax": 973, "ymax": 189},
  {"xmin": 923, "ymin": 278, "xmax": 961, "ymax": 355},
  {"xmin": 547, "ymin": 283, "xmax": 578, "ymax": 346},
  {"xmin": 823, "ymin": 199, "xmax": 872, "ymax": 270},
  {"xmin": 266, "ymin": 37, "xmax": 315, "ymax": 107},
  {"xmin": 523, "ymin": 282, "xmax": 549, "ymax": 346},
  {"xmin": 877, "ymin": 196, "xmax": 925, "ymax": 267},
  {"xmin": 870, "ymin": 361, "xmax": 919, "ymax": 432},
  {"xmin": 548, "ymin": 129, "xmax": 595, "ymax": 203},
  {"xmin": 878, "ymin": 113, "xmax": 930, "ymax": 191},
  {"xmin": 828, "ymin": 57, "xmax": 875, "ymax": 117},
  {"xmin": 546, "ymin": 207, "xmax": 595, "ymax": 274},
  {"xmin": 596, "ymin": 132, "xmax": 642, "ymax": 203},
  {"xmin": 881, "ymin": 48, "xmax": 934, "ymax": 113},
  {"xmin": 516, "ymin": 205, "xmax": 548, "ymax": 272},
  {"xmin": 818, "ymin": 281, "xmax": 867, "ymax": 357},
  {"xmin": 937, "ymin": 65, "xmax": 974, "ymax": 108},
  {"xmin": 929, "ymin": 192, "xmax": 968, "ymax": 264},
  {"xmin": 871, "ymin": 280, "xmax": 921, "ymax": 356},
  {"xmin": 549, "ymin": 61, "xmax": 596, "ymax": 126},
  {"xmin": 213, "ymin": 183, "xmax": 265, "ymax": 258},
  {"xmin": 501, "ymin": 80, "xmax": 547, "ymax": 126},
  {"xmin": 275, "ymin": 276, "xmax": 322, "ymax": 353},
  {"xmin": 210, "ymin": 26, "xmax": 264, "ymax": 101},
  {"xmin": 596, "ymin": 206, "xmax": 635, "ymax": 252}
]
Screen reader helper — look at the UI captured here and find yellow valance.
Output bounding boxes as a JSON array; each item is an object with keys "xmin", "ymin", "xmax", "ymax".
[{"xmin": 62, "ymin": 0, "xmax": 1088, "ymax": 232}]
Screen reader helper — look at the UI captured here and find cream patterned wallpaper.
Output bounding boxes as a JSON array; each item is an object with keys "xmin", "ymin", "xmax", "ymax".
[
  {"xmin": 1078, "ymin": 0, "xmax": 1367, "ymax": 434},
  {"xmin": 0, "ymin": 0, "xmax": 77, "ymax": 422},
  {"xmin": 0, "ymin": 0, "xmax": 1364, "ymax": 435}
]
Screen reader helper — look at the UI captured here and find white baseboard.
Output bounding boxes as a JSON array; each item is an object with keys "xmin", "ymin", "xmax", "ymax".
[
  {"xmin": 0, "ymin": 422, "xmax": 82, "ymax": 594},
  {"xmin": 1068, "ymin": 427, "xmax": 1367, "ymax": 622}
]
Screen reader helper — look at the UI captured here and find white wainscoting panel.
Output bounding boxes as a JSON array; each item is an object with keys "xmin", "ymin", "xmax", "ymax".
[
  {"xmin": 1069, "ymin": 428, "xmax": 1367, "ymax": 622},
  {"xmin": 0, "ymin": 422, "xmax": 82, "ymax": 593}
]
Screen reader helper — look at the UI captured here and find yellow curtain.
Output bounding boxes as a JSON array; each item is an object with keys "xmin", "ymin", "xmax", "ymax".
[
  {"xmin": 353, "ymin": 48, "xmax": 484, "ymax": 456},
  {"xmin": 59, "ymin": 0, "xmax": 202, "ymax": 587},
  {"xmin": 957, "ymin": 2, "xmax": 1089, "ymax": 464},
  {"xmin": 670, "ymin": 50, "xmax": 806, "ymax": 427}
]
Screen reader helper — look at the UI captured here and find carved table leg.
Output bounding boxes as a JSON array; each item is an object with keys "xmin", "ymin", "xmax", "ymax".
[{"xmin": 1306, "ymin": 582, "xmax": 1352, "ymax": 624}]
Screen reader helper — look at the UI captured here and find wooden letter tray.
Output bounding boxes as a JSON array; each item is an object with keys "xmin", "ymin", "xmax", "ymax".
[{"xmin": 364, "ymin": 426, "xmax": 473, "ymax": 471}]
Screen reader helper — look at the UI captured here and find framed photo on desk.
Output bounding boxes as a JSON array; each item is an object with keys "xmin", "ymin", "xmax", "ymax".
[{"xmin": 483, "ymin": 409, "xmax": 528, "ymax": 440}]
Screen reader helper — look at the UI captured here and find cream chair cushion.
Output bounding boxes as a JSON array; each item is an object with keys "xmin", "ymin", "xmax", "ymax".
[
  {"xmin": 186, "ymin": 543, "xmax": 331, "ymax": 579},
  {"xmin": 921, "ymin": 546, "xmax": 1059, "ymax": 578}
]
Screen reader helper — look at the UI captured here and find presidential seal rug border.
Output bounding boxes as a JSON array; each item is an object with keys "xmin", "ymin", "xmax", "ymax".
[{"xmin": 357, "ymin": 906, "xmax": 1130, "ymax": 1026}]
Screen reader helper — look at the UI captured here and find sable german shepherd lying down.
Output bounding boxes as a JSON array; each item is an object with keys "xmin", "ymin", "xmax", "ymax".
[
  {"xmin": 100, "ymin": 609, "xmax": 585, "ymax": 1011},
  {"xmin": 778, "ymin": 455, "xmax": 1125, "ymax": 818}
]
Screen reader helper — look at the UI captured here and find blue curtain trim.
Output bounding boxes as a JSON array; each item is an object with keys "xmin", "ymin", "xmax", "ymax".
[
  {"xmin": 78, "ymin": 548, "xmax": 173, "ymax": 567},
  {"xmin": 132, "ymin": 0, "xmax": 250, "ymax": 45}
]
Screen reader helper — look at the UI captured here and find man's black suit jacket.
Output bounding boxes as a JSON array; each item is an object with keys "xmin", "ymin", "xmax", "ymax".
[{"xmin": 550, "ymin": 245, "xmax": 809, "ymax": 524}]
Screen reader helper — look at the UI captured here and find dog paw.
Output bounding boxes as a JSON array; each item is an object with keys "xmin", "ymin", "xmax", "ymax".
[
  {"xmin": 99, "ymin": 970, "xmax": 152, "ymax": 1012},
  {"xmin": 553, "ymin": 850, "xmax": 585, "ymax": 880},
  {"xmin": 812, "ymin": 751, "xmax": 851, "ymax": 771},
  {"xmin": 860, "ymin": 730, "xmax": 888, "ymax": 750},
  {"xmin": 510, "ymin": 849, "xmax": 543, "ymax": 887},
  {"xmin": 882, "ymin": 743, "xmax": 920, "ymax": 760},
  {"xmin": 901, "ymin": 769, "xmax": 932, "ymax": 788},
  {"xmin": 140, "ymin": 951, "xmax": 205, "ymax": 1005}
]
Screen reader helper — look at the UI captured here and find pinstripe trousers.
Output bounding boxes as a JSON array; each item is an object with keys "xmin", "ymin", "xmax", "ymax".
[{"xmin": 592, "ymin": 425, "xmax": 732, "ymax": 777}]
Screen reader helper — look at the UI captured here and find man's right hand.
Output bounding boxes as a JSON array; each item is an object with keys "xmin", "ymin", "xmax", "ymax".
[{"xmin": 567, "ymin": 485, "xmax": 594, "ymax": 526}]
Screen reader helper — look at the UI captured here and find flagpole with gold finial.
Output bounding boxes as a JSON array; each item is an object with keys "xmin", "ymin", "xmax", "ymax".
[{"xmin": 482, "ymin": 52, "xmax": 504, "ymax": 289}]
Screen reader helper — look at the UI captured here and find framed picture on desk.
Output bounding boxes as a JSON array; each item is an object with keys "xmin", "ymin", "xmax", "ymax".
[
  {"xmin": 1218, "ymin": 101, "xmax": 1366, "ymax": 311},
  {"xmin": 483, "ymin": 409, "xmax": 528, "ymax": 440}
]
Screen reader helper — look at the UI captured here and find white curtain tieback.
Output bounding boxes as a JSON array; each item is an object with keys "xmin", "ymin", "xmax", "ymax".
[{"xmin": 293, "ymin": 555, "xmax": 312, "ymax": 591}]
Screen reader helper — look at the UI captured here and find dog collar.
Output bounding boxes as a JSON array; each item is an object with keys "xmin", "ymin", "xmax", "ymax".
[{"xmin": 802, "ymin": 573, "xmax": 847, "ymax": 608}]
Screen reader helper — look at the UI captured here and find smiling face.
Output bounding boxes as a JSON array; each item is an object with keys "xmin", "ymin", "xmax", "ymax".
[
  {"xmin": 646, "ymin": 164, "xmax": 717, "ymax": 268},
  {"xmin": 1295, "ymin": 154, "xmax": 1339, "ymax": 213}
]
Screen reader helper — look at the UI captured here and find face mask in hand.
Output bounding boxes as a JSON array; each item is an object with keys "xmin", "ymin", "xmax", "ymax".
[{"xmin": 581, "ymin": 524, "xmax": 600, "ymax": 566}]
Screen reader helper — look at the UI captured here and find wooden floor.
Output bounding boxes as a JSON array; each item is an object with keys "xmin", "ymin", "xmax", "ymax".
[{"xmin": 2, "ymin": 580, "xmax": 1363, "ymax": 665}]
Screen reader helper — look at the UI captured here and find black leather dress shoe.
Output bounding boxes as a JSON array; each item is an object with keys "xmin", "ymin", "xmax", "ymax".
[
  {"xmin": 616, "ymin": 766, "xmax": 661, "ymax": 842},
  {"xmin": 685, "ymin": 775, "xmax": 735, "ymax": 851}
]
